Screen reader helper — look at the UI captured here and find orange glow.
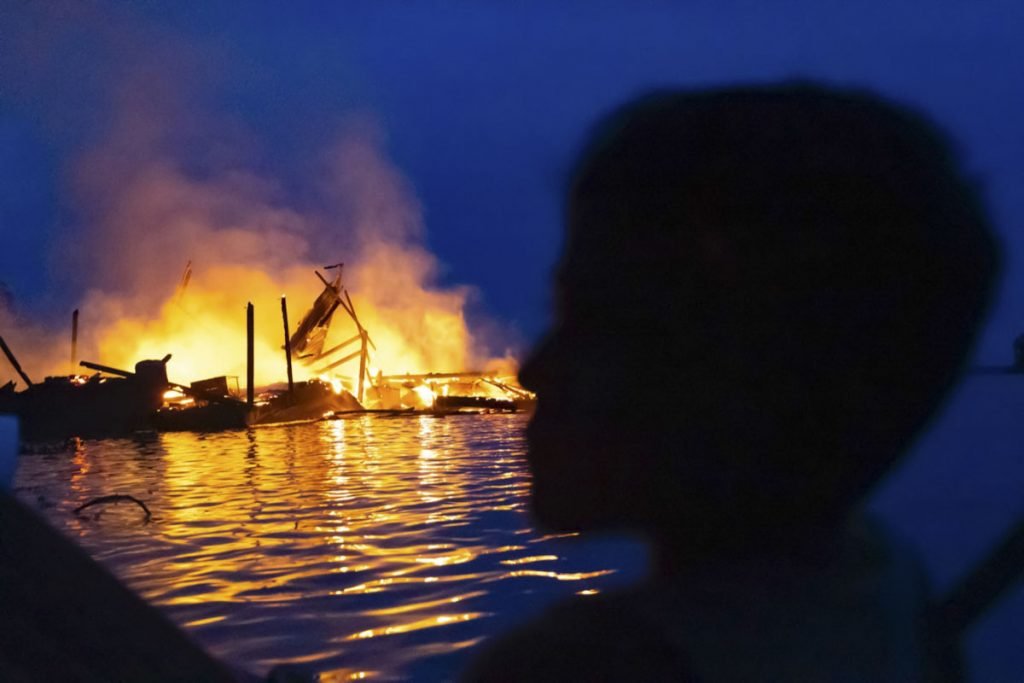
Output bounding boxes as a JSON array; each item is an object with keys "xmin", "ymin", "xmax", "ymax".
[
  {"xmin": 0, "ymin": 109, "xmax": 529, "ymax": 399},
  {"xmin": 499, "ymin": 555, "xmax": 559, "ymax": 566},
  {"xmin": 76, "ymin": 260, "xmax": 521, "ymax": 398},
  {"xmin": 322, "ymin": 375, "xmax": 345, "ymax": 395},
  {"xmin": 344, "ymin": 612, "xmax": 485, "ymax": 641},
  {"xmin": 411, "ymin": 384, "xmax": 436, "ymax": 407},
  {"xmin": 505, "ymin": 569, "xmax": 614, "ymax": 581},
  {"xmin": 21, "ymin": 414, "xmax": 630, "ymax": 679}
]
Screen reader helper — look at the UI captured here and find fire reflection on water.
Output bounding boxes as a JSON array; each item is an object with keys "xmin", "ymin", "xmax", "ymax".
[{"xmin": 12, "ymin": 413, "xmax": 645, "ymax": 680}]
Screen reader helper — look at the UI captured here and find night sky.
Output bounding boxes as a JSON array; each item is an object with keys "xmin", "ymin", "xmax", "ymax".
[
  {"xmin": 2, "ymin": 1, "xmax": 1022, "ymax": 678},
  {"xmin": 2, "ymin": 2, "xmax": 1023, "ymax": 351}
]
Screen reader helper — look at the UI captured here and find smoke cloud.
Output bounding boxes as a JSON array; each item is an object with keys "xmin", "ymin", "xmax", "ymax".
[{"xmin": 0, "ymin": 4, "xmax": 506, "ymax": 389}]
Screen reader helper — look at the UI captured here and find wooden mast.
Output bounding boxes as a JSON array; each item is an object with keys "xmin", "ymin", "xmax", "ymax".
[
  {"xmin": 280, "ymin": 297, "xmax": 294, "ymax": 399},
  {"xmin": 246, "ymin": 302, "xmax": 254, "ymax": 408},
  {"xmin": 70, "ymin": 309, "xmax": 79, "ymax": 375}
]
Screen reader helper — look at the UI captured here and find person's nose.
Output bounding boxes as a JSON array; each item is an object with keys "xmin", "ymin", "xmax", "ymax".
[{"xmin": 518, "ymin": 333, "xmax": 556, "ymax": 394}]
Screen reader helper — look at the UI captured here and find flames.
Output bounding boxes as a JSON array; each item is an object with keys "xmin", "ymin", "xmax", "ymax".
[
  {"xmin": 3, "ymin": 219, "xmax": 518, "ymax": 399},
  {"xmin": 82, "ymin": 255, "xmax": 502, "ymax": 392},
  {"xmin": 0, "ymin": 79, "xmax": 519, "ymax": 393}
]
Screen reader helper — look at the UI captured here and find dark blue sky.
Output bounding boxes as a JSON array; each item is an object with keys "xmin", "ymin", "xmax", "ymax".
[{"xmin": 1, "ymin": 1, "xmax": 1022, "ymax": 354}]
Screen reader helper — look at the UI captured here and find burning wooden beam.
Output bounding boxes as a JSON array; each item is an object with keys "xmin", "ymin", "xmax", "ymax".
[
  {"xmin": 481, "ymin": 377, "xmax": 532, "ymax": 399},
  {"xmin": 312, "ymin": 332, "xmax": 363, "ymax": 362},
  {"xmin": 377, "ymin": 371, "xmax": 491, "ymax": 381},
  {"xmin": 313, "ymin": 269, "xmax": 377, "ymax": 351},
  {"xmin": 358, "ymin": 329, "xmax": 368, "ymax": 404},
  {"xmin": 79, "ymin": 360, "xmax": 133, "ymax": 378},
  {"xmin": 314, "ymin": 348, "xmax": 363, "ymax": 375}
]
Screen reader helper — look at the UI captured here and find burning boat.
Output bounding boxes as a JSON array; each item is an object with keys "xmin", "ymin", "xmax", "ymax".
[
  {"xmin": 0, "ymin": 341, "xmax": 171, "ymax": 440},
  {"xmin": 0, "ymin": 262, "xmax": 533, "ymax": 440},
  {"xmin": 154, "ymin": 377, "xmax": 361, "ymax": 431}
]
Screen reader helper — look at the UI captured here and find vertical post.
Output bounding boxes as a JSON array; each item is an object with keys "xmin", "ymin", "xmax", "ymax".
[
  {"xmin": 70, "ymin": 309, "xmax": 79, "ymax": 375},
  {"xmin": 280, "ymin": 296, "xmax": 294, "ymax": 399},
  {"xmin": 246, "ymin": 302, "xmax": 255, "ymax": 408},
  {"xmin": 357, "ymin": 330, "xmax": 368, "ymax": 404}
]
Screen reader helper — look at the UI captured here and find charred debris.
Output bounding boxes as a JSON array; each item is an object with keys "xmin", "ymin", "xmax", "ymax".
[{"xmin": 0, "ymin": 264, "xmax": 534, "ymax": 441}]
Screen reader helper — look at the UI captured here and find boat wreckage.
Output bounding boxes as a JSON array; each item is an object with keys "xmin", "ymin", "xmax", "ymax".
[{"xmin": 0, "ymin": 264, "xmax": 533, "ymax": 440}]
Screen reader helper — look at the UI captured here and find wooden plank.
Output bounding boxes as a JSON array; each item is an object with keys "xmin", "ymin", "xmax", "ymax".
[
  {"xmin": 344, "ymin": 291, "xmax": 377, "ymax": 351},
  {"xmin": 79, "ymin": 360, "xmax": 133, "ymax": 378},
  {"xmin": 281, "ymin": 296, "xmax": 294, "ymax": 398},
  {"xmin": 357, "ymin": 331, "xmax": 367, "ymax": 404},
  {"xmin": 0, "ymin": 335, "xmax": 32, "ymax": 387},
  {"xmin": 378, "ymin": 371, "xmax": 491, "ymax": 381},
  {"xmin": 314, "ymin": 348, "xmax": 363, "ymax": 374},
  {"xmin": 313, "ymin": 333, "xmax": 362, "ymax": 361}
]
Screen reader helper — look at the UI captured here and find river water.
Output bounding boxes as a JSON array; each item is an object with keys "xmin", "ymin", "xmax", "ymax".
[
  {"xmin": 12, "ymin": 376, "xmax": 1024, "ymax": 680},
  {"xmin": 12, "ymin": 413, "xmax": 647, "ymax": 681}
]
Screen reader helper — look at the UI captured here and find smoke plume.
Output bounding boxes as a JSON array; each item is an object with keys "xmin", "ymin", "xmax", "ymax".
[{"xmin": 0, "ymin": 6, "xmax": 503, "ymax": 388}]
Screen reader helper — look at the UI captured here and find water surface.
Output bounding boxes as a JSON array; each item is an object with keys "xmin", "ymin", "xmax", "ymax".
[{"xmin": 13, "ymin": 413, "xmax": 647, "ymax": 681}]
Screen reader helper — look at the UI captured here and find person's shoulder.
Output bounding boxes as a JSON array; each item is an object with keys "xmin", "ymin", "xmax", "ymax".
[{"xmin": 461, "ymin": 593, "xmax": 698, "ymax": 682}]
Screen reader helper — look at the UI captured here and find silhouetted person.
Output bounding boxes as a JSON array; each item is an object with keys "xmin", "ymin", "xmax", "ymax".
[{"xmin": 465, "ymin": 83, "xmax": 999, "ymax": 681}]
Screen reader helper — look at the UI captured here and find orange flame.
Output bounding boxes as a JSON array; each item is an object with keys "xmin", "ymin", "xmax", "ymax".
[{"xmin": 0, "ymin": 108, "xmax": 519, "ymax": 391}]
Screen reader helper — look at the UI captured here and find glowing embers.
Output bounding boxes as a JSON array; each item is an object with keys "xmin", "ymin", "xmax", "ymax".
[
  {"xmin": 409, "ymin": 384, "xmax": 436, "ymax": 409},
  {"xmin": 359, "ymin": 371, "xmax": 533, "ymax": 414},
  {"xmin": 161, "ymin": 387, "xmax": 196, "ymax": 408},
  {"xmin": 322, "ymin": 375, "xmax": 346, "ymax": 395},
  {"xmin": 74, "ymin": 253, "xmax": 479, "ymax": 405},
  {"xmin": 258, "ymin": 266, "xmax": 532, "ymax": 416}
]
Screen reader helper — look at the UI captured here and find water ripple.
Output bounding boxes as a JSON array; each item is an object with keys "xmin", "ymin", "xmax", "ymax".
[{"xmin": 14, "ymin": 413, "xmax": 647, "ymax": 680}]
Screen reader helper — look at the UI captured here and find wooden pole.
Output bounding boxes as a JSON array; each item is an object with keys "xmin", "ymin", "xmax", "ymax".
[
  {"xmin": 280, "ymin": 296, "xmax": 294, "ymax": 399},
  {"xmin": 70, "ymin": 309, "xmax": 79, "ymax": 375},
  {"xmin": 345, "ymin": 290, "xmax": 376, "ymax": 351},
  {"xmin": 357, "ymin": 330, "xmax": 368, "ymax": 404},
  {"xmin": 0, "ymin": 335, "xmax": 32, "ymax": 387},
  {"xmin": 246, "ymin": 303, "xmax": 254, "ymax": 408},
  {"xmin": 79, "ymin": 360, "xmax": 132, "ymax": 378}
]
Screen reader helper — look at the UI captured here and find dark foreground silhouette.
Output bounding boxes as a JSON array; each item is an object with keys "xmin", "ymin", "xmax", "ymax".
[
  {"xmin": 0, "ymin": 489, "xmax": 239, "ymax": 682},
  {"xmin": 465, "ymin": 83, "xmax": 1000, "ymax": 681}
]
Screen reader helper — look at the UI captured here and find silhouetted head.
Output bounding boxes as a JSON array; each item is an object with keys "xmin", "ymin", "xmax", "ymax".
[{"xmin": 520, "ymin": 83, "xmax": 999, "ymax": 548}]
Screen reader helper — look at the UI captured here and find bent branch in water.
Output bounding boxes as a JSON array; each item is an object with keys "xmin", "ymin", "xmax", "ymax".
[{"xmin": 74, "ymin": 495, "xmax": 152, "ymax": 522}]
